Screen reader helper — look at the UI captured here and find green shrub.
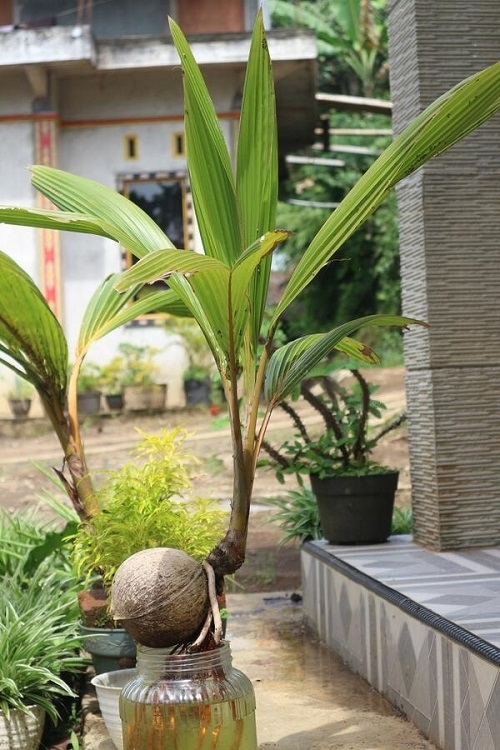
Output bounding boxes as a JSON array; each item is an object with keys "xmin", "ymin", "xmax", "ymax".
[{"xmin": 71, "ymin": 429, "xmax": 227, "ymax": 587}]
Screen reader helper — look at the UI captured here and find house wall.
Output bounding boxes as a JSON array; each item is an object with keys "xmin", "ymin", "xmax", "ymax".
[
  {"xmin": 0, "ymin": 61, "xmax": 241, "ymax": 413},
  {"xmin": 56, "ymin": 67, "xmax": 238, "ymax": 367},
  {"xmin": 19, "ymin": 0, "xmax": 171, "ymax": 38}
]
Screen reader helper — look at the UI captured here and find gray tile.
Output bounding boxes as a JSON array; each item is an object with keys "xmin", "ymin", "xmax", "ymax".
[
  {"xmin": 472, "ymin": 717, "xmax": 495, "ymax": 750},
  {"xmin": 485, "ymin": 673, "xmax": 500, "ymax": 746},
  {"xmin": 398, "ymin": 622, "xmax": 417, "ymax": 696},
  {"xmin": 339, "ymin": 581, "xmax": 352, "ymax": 641}
]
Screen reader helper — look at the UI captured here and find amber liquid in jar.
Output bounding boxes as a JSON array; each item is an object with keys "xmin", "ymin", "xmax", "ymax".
[{"xmin": 120, "ymin": 642, "xmax": 257, "ymax": 750}]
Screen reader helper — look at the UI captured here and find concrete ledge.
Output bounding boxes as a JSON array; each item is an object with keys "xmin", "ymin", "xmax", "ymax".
[{"xmin": 302, "ymin": 539, "xmax": 500, "ymax": 750}]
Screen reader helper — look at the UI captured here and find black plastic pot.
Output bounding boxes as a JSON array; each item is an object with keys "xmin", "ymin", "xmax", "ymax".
[
  {"xmin": 77, "ymin": 391, "xmax": 101, "ymax": 415},
  {"xmin": 184, "ymin": 377, "xmax": 211, "ymax": 406},
  {"xmin": 105, "ymin": 393, "xmax": 124, "ymax": 411},
  {"xmin": 8, "ymin": 398, "xmax": 32, "ymax": 419},
  {"xmin": 310, "ymin": 471, "xmax": 399, "ymax": 544}
]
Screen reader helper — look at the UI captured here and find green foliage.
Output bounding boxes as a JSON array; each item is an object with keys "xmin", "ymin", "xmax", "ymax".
[
  {"xmin": 270, "ymin": 0, "xmax": 389, "ymax": 96},
  {"xmin": 71, "ymin": 429, "xmax": 227, "ymax": 587},
  {"xmin": 277, "ymin": 112, "xmax": 398, "ymax": 342},
  {"xmin": 261, "ymin": 368, "xmax": 399, "ymax": 480},
  {"xmin": 116, "ymin": 342, "xmax": 161, "ymax": 386},
  {"xmin": 164, "ymin": 316, "xmax": 215, "ymax": 380},
  {"xmin": 0, "ymin": 506, "xmax": 78, "ymax": 580},
  {"xmin": 0, "ymin": 510, "xmax": 85, "ymax": 722},
  {"xmin": 391, "ymin": 506, "xmax": 413, "ymax": 535},
  {"xmin": 0, "ymin": 567, "xmax": 85, "ymax": 722},
  {"xmin": 265, "ymin": 487, "xmax": 322, "ymax": 545},
  {"xmin": 96, "ymin": 356, "xmax": 125, "ymax": 394},
  {"xmin": 0, "ymin": 12, "xmax": 499, "ymax": 574},
  {"xmin": 6, "ymin": 374, "xmax": 35, "ymax": 400},
  {"xmin": 76, "ymin": 361, "xmax": 101, "ymax": 393}
]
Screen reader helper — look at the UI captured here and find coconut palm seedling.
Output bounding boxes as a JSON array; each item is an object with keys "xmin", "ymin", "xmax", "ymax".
[{"xmin": 0, "ymin": 12, "xmax": 500, "ymax": 648}]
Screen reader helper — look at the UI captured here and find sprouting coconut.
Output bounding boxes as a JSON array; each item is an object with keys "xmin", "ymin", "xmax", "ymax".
[{"xmin": 111, "ymin": 547, "xmax": 211, "ymax": 648}]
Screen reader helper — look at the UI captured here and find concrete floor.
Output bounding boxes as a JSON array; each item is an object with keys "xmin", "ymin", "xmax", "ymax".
[{"xmin": 84, "ymin": 591, "xmax": 437, "ymax": 749}]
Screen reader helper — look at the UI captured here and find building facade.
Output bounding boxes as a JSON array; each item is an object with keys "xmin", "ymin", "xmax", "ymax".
[{"xmin": 0, "ymin": 0, "xmax": 316, "ymax": 409}]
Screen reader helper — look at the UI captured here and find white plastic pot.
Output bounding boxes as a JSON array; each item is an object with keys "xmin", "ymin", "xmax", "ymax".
[{"xmin": 91, "ymin": 668, "xmax": 137, "ymax": 750}]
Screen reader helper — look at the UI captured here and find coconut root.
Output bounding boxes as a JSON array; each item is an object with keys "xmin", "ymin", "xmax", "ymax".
[{"xmin": 189, "ymin": 561, "xmax": 223, "ymax": 651}]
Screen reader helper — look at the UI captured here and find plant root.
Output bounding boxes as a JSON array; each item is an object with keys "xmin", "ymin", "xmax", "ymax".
[{"xmin": 189, "ymin": 561, "xmax": 223, "ymax": 651}]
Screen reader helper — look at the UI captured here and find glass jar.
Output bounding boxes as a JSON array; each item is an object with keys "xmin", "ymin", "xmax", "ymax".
[{"xmin": 120, "ymin": 641, "xmax": 257, "ymax": 750}]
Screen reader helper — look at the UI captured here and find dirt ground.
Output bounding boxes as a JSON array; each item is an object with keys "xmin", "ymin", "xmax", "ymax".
[{"xmin": 0, "ymin": 367, "xmax": 408, "ymax": 593}]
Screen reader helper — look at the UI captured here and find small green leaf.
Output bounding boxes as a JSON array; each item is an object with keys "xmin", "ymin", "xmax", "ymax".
[{"xmin": 265, "ymin": 315, "xmax": 424, "ymax": 402}]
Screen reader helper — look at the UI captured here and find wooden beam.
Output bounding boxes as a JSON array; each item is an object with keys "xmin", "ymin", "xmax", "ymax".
[{"xmin": 316, "ymin": 92, "xmax": 392, "ymax": 115}]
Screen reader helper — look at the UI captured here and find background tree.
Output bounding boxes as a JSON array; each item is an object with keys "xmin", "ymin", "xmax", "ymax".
[{"xmin": 271, "ymin": 0, "xmax": 399, "ymax": 355}]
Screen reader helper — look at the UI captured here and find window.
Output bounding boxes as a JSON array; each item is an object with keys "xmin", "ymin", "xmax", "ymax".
[
  {"xmin": 124, "ymin": 135, "xmax": 139, "ymax": 160},
  {"xmin": 119, "ymin": 172, "xmax": 192, "ymax": 320},
  {"xmin": 172, "ymin": 131, "xmax": 185, "ymax": 157}
]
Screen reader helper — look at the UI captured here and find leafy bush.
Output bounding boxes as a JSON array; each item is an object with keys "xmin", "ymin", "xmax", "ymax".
[
  {"xmin": 71, "ymin": 429, "xmax": 227, "ymax": 587},
  {"xmin": 262, "ymin": 369, "xmax": 404, "ymax": 481},
  {"xmin": 265, "ymin": 488, "xmax": 322, "ymax": 545}
]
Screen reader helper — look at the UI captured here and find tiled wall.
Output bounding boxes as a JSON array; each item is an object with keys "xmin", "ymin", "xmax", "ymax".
[{"xmin": 302, "ymin": 546, "xmax": 500, "ymax": 750}]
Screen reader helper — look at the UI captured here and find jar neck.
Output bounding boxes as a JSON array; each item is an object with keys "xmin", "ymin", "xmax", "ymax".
[{"xmin": 136, "ymin": 642, "xmax": 232, "ymax": 680}]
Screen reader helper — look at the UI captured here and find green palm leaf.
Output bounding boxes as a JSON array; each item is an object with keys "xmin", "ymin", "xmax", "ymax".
[
  {"xmin": 0, "ymin": 251, "xmax": 67, "ymax": 396},
  {"xmin": 169, "ymin": 18, "xmax": 241, "ymax": 265},
  {"xmin": 265, "ymin": 315, "xmax": 423, "ymax": 402},
  {"xmin": 30, "ymin": 166, "xmax": 172, "ymax": 258},
  {"xmin": 0, "ymin": 206, "xmax": 114, "ymax": 238},
  {"xmin": 236, "ymin": 9, "xmax": 278, "ymax": 344},
  {"xmin": 272, "ymin": 59, "xmax": 500, "ymax": 323}
]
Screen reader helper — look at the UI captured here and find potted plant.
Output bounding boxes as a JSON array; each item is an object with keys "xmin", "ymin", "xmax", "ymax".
[
  {"xmin": 7, "ymin": 376, "xmax": 34, "ymax": 418},
  {"xmin": 0, "ymin": 12, "xmax": 498, "ymax": 748},
  {"xmin": 71, "ymin": 428, "xmax": 226, "ymax": 674},
  {"xmin": 76, "ymin": 361, "xmax": 102, "ymax": 415},
  {"xmin": 97, "ymin": 356, "xmax": 126, "ymax": 411},
  {"xmin": 164, "ymin": 317, "xmax": 214, "ymax": 406},
  {"xmin": 261, "ymin": 367, "xmax": 406, "ymax": 543},
  {"xmin": 0, "ymin": 512, "xmax": 86, "ymax": 750},
  {"xmin": 117, "ymin": 342, "xmax": 166, "ymax": 411}
]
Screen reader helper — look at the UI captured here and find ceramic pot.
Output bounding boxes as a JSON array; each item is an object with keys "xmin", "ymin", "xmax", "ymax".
[
  {"xmin": 91, "ymin": 668, "xmax": 137, "ymax": 750},
  {"xmin": 80, "ymin": 625, "xmax": 136, "ymax": 675},
  {"xmin": 123, "ymin": 384, "xmax": 166, "ymax": 411},
  {"xmin": 0, "ymin": 705, "xmax": 45, "ymax": 750},
  {"xmin": 310, "ymin": 471, "xmax": 399, "ymax": 544}
]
